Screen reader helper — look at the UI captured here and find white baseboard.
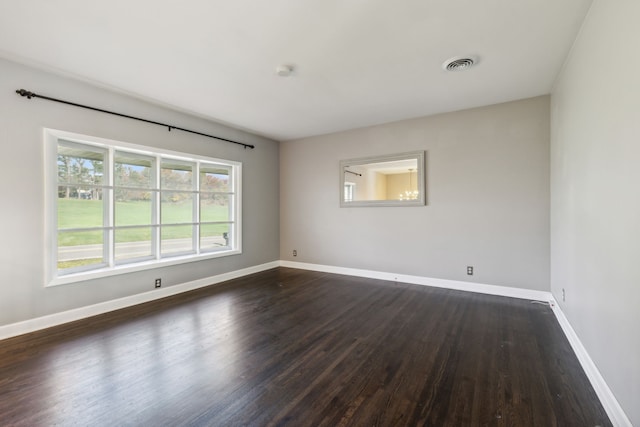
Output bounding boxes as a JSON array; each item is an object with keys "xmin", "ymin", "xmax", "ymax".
[
  {"xmin": 279, "ymin": 260, "xmax": 552, "ymax": 301},
  {"xmin": 0, "ymin": 261, "xmax": 280, "ymax": 341},
  {"xmin": 550, "ymin": 299, "xmax": 632, "ymax": 427}
]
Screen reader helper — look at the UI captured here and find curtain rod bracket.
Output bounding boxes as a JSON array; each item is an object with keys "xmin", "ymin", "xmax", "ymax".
[{"xmin": 15, "ymin": 88, "xmax": 255, "ymax": 149}]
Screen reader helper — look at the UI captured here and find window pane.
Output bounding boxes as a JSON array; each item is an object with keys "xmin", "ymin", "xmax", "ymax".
[
  {"xmin": 200, "ymin": 194, "xmax": 231, "ymax": 222},
  {"xmin": 161, "ymin": 161, "xmax": 193, "ymax": 190},
  {"xmin": 57, "ymin": 192, "xmax": 103, "ymax": 228},
  {"xmin": 200, "ymin": 165, "xmax": 230, "ymax": 192},
  {"xmin": 115, "ymin": 152, "xmax": 153, "ymax": 188},
  {"xmin": 57, "ymin": 230, "xmax": 104, "ymax": 271},
  {"xmin": 161, "ymin": 225, "xmax": 194, "ymax": 255},
  {"xmin": 115, "ymin": 197, "xmax": 152, "ymax": 226},
  {"xmin": 161, "ymin": 192, "xmax": 193, "ymax": 224},
  {"xmin": 57, "ymin": 144, "xmax": 104, "ymax": 185},
  {"xmin": 201, "ymin": 223, "xmax": 231, "ymax": 251},
  {"xmin": 115, "ymin": 227, "xmax": 152, "ymax": 261}
]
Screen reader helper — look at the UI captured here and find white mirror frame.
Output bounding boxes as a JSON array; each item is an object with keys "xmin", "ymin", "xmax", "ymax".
[{"xmin": 340, "ymin": 150, "xmax": 426, "ymax": 207}]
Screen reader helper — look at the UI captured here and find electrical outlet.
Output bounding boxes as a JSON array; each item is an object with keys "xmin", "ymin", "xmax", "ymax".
[
  {"xmin": 155, "ymin": 278, "xmax": 161, "ymax": 288},
  {"xmin": 467, "ymin": 266, "xmax": 473, "ymax": 275},
  {"xmin": 562, "ymin": 288, "xmax": 565, "ymax": 302},
  {"xmin": 293, "ymin": 249, "xmax": 297, "ymax": 257}
]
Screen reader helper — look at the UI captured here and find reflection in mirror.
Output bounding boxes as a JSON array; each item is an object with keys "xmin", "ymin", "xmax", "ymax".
[{"xmin": 340, "ymin": 151, "xmax": 425, "ymax": 207}]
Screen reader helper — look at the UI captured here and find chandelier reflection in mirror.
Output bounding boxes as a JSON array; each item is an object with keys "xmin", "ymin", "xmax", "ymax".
[{"xmin": 399, "ymin": 168, "xmax": 419, "ymax": 200}]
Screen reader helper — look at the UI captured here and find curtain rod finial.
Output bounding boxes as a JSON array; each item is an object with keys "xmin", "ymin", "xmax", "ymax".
[{"xmin": 16, "ymin": 89, "xmax": 35, "ymax": 99}]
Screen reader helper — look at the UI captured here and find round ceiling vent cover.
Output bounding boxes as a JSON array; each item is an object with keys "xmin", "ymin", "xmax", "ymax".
[{"xmin": 443, "ymin": 57, "xmax": 476, "ymax": 71}]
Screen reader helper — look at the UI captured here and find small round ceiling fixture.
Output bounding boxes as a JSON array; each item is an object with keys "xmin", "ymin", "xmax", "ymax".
[
  {"xmin": 276, "ymin": 64, "xmax": 295, "ymax": 77},
  {"xmin": 442, "ymin": 56, "xmax": 477, "ymax": 72}
]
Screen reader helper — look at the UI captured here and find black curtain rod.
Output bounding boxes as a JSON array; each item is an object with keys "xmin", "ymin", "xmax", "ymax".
[
  {"xmin": 15, "ymin": 89, "xmax": 255, "ymax": 150},
  {"xmin": 344, "ymin": 170, "xmax": 362, "ymax": 177}
]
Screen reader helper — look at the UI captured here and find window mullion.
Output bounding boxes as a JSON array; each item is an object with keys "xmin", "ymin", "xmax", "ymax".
[
  {"xmin": 48, "ymin": 135, "xmax": 59, "ymax": 282},
  {"xmin": 154, "ymin": 155, "xmax": 161, "ymax": 260},
  {"xmin": 106, "ymin": 146, "xmax": 115, "ymax": 268},
  {"xmin": 233, "ymin": 164, "xmax": 241, "ymax": 250},
  {"xmin": 194, "ymin": 162, "xmax": 200, "ymax": 254}
]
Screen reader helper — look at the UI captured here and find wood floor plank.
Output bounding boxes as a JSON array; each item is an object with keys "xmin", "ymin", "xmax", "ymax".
[{"xmin": 0, "ymin": 268, "xmax": 611, "ymax": 426}]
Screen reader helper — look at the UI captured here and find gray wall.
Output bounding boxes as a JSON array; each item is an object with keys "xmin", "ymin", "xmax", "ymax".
[
  {"xmin": 0, "ymin": 58, "xmax": 279, "ymax": 327},
  {"xmin": 281, "ymin": 96, "xmax": 550, "ymax": 291},
  {"xmin": 551, "ymin": 1, "xmax": 639, "ymax": 425}
]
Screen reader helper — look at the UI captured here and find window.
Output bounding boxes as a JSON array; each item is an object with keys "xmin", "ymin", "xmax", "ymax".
[{"xmin": 46, "ymin": 129, "xmax": 241, "ymax": 286}]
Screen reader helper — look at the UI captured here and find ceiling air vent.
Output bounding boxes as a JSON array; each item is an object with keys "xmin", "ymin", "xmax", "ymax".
[{"xmin": 443, "ymin": 57, "xmax": 476, "ymax": 71}]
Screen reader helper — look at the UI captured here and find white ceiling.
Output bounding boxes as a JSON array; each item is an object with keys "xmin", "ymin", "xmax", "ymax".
[{"xmin": 0, "ymin": 0, "xmax": 592, "ymax": 141}]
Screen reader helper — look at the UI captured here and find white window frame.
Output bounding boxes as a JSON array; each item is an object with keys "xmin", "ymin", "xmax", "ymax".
[{"xmin": 44, "ymin": 128, "xmax": 242, "ymax": 287}]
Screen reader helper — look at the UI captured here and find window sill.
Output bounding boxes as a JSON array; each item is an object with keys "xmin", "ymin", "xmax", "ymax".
[{"xmin": 47, "ymin": 249, "xmax": 241, "ymax": 287}]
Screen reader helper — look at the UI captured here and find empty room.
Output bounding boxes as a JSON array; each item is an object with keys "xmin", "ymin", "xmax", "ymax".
[{"xmin": 0, "ymin": 1, "xmax": 637, "ymax": 426}]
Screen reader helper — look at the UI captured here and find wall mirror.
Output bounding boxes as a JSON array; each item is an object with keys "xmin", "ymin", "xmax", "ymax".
[{"xmin": 340, "ymin": 151, "xmax": 426, "ymax": 207}]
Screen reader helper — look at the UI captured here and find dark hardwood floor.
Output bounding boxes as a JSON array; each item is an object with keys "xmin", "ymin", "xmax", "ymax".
[{"xmin": 0, "ymin": 268, "xmax": 610, "ymax": 426}]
